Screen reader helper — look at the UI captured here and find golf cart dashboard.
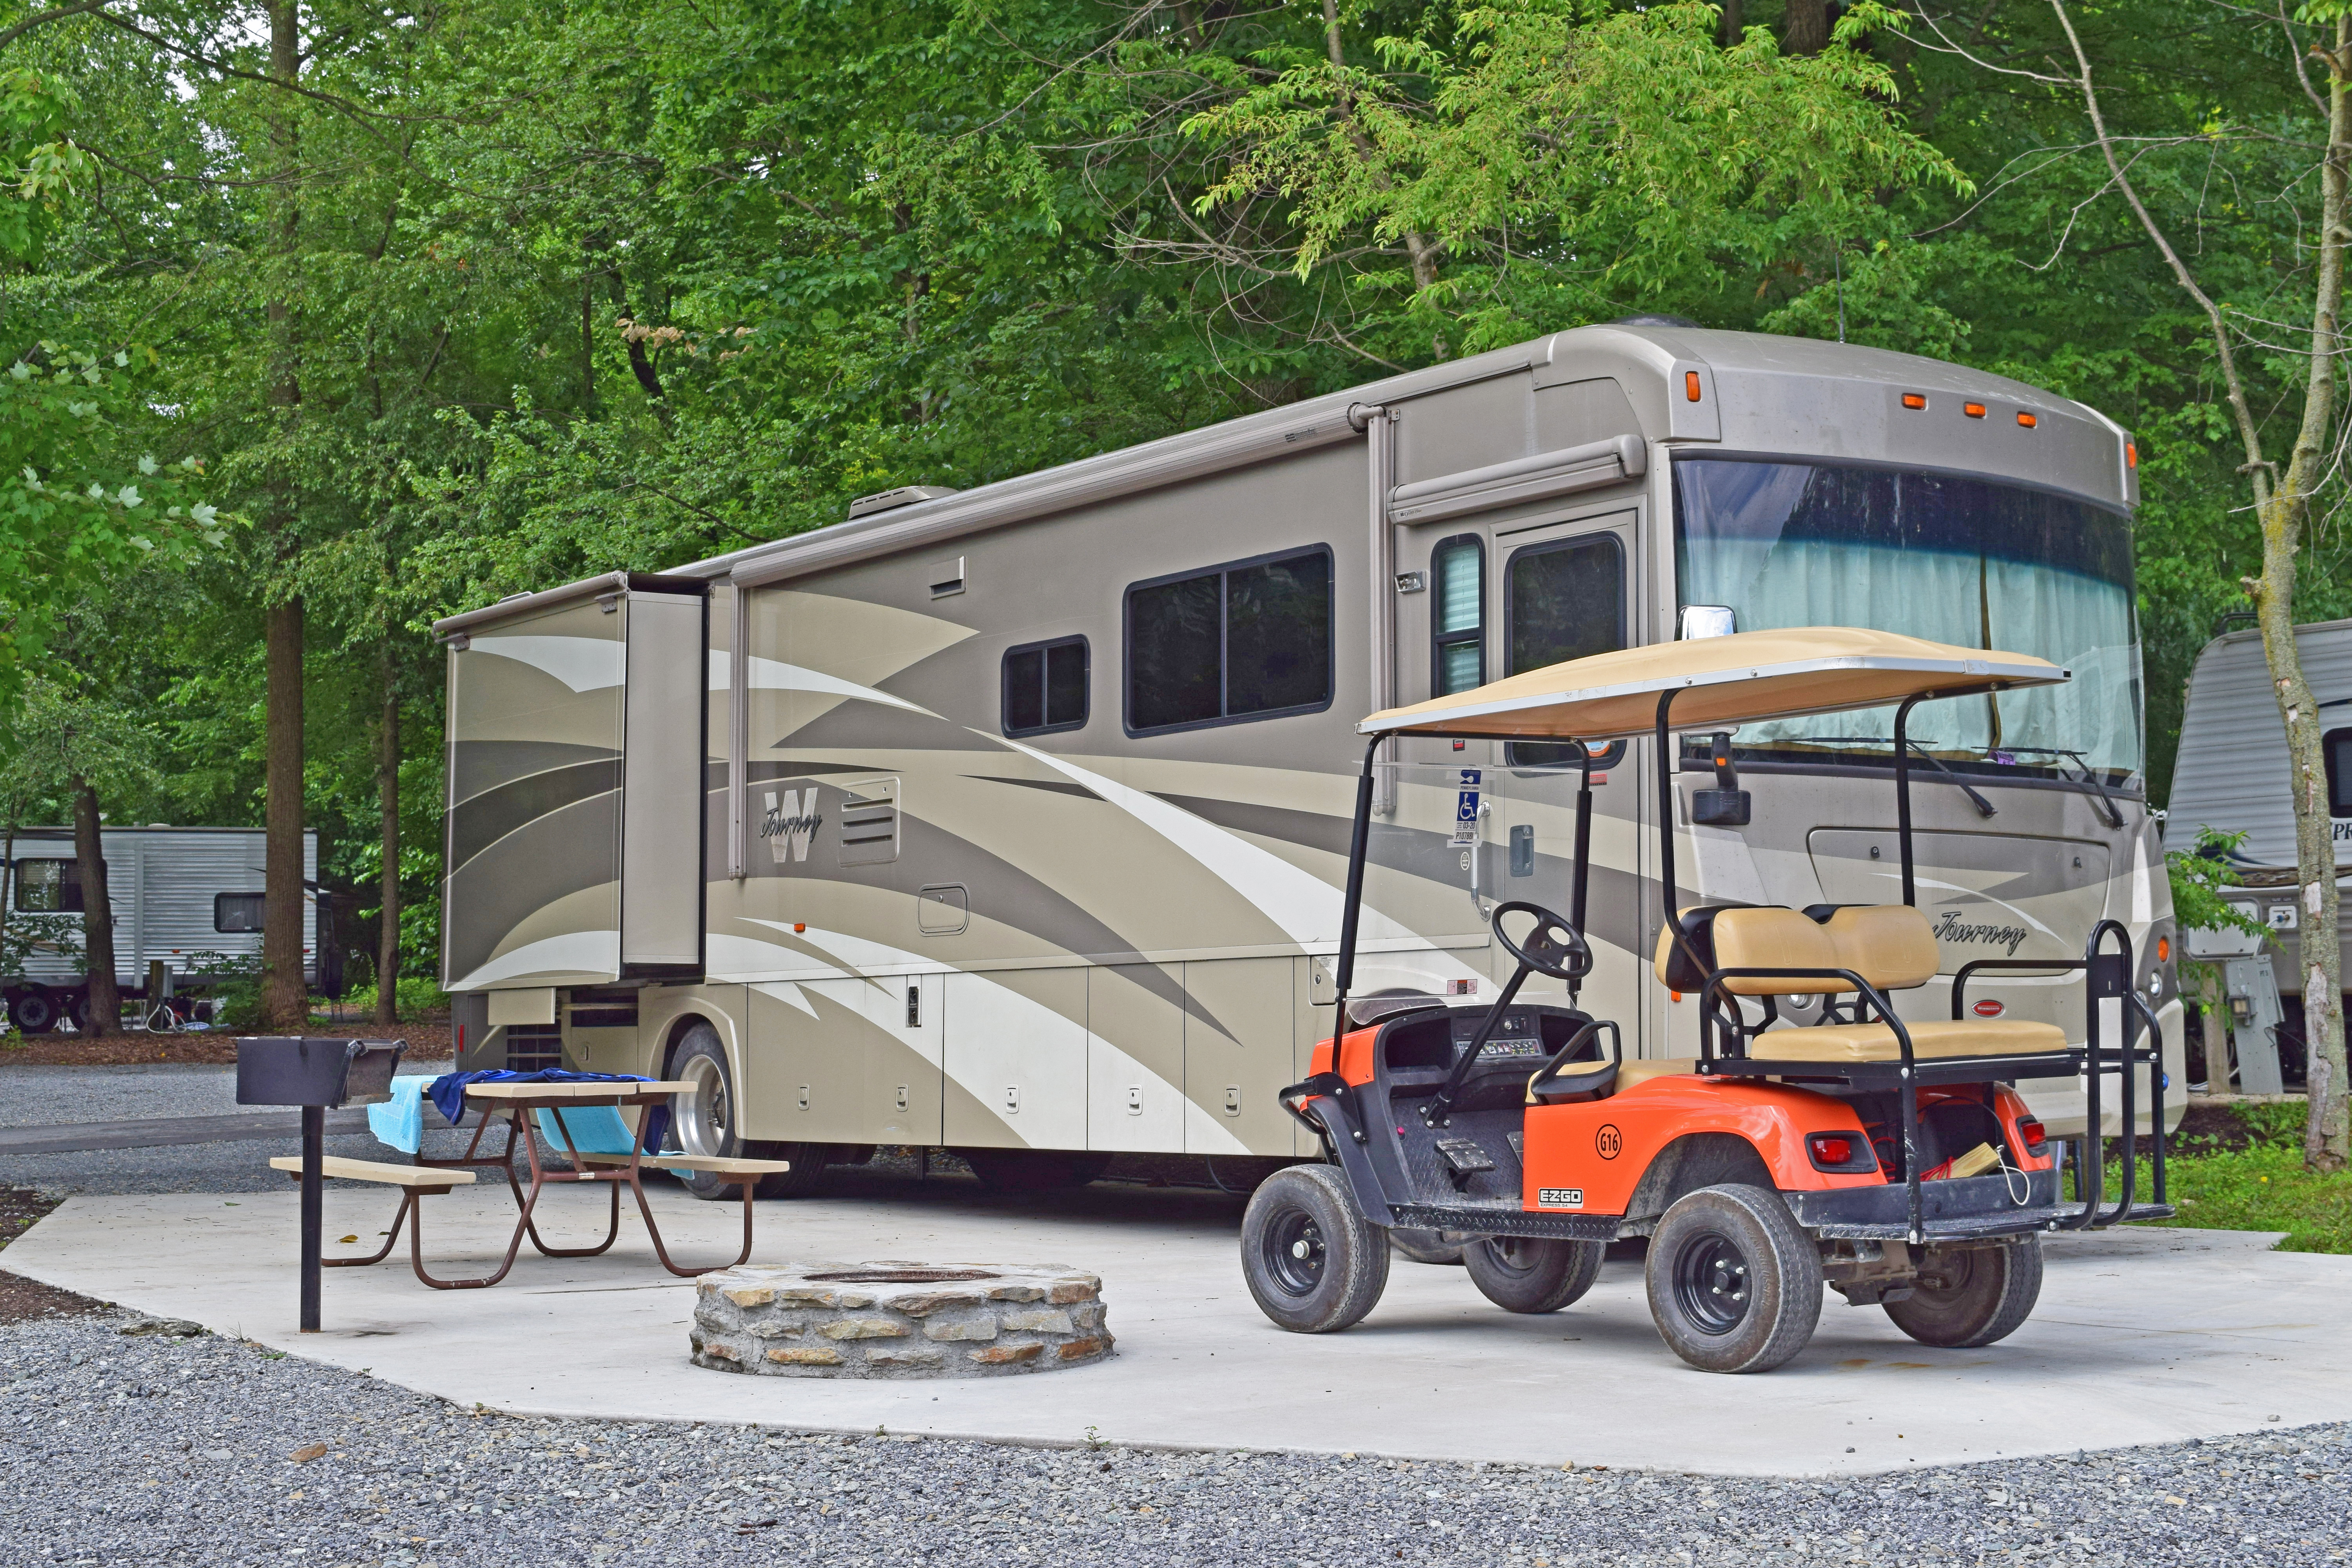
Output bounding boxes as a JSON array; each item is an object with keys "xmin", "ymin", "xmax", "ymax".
[{"xmin": 1379, "ymin": 1004, "xmax": 1593, "ymax": 1076}]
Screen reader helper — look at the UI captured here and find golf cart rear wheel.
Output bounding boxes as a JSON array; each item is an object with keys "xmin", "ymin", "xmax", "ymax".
[
  {"xmin": 1390, "ymin": 1227, "xmax": 1469, "ymax": 1265},
  {"xmin": 1240, "ymin": 1164, "xmax": 1389, "ymax": 1333},
  {"xmin": 1463, "ymin": 1235, "xmax": 1605, "ymax": 1313},
  {"xmin": 1885, "ymin": 1238, "xmax": 2043, "ymax": 1348},
  {"xmin": 1646, "ymin": 1183, "xmax": 1823, "ymax": 1373}
]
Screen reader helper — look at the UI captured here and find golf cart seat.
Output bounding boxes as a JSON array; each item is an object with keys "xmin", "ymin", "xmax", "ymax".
[
  {"xmin": 1656, "ymin": 903, "xmax": 2070, "ymax": 1062},
  {"xmin": 1527, "ymin": 1056, "xmax": 1696, "ymax": 1104}
]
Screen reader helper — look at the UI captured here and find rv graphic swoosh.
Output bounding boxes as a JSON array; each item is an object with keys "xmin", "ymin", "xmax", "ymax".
[
  {"xmin": 455, "ymin": 929, "xmax": 620, "ymax": 987},
  {"xmin": 471, "ymin": 635, "xmax": 624, "ymax": 693},
  {"xmin": 758, "ymin": 920, "xmax": 1250, "ymax": 1155},
  {"xmin": 987, "ymin": 736, "xmax": 1413, "ymax": 951},
  {"xmin": 741, "ymin": 654, "xmax": 939, "ymax": 718}
]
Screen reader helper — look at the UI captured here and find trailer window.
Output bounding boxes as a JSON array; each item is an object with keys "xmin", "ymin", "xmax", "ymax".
[
  {"xmin": 214, "ymin": 892, "xmax": 266, "ymax": 933},
  {"xmin": 1125, "ymin": 546, "xmax": 1332, "ymax": 734},
  {"xmin": 2327, "ymin": 728, "xmax": 2352, "ymax": 817},
  {"xmin": 1002, "ymin": 636, "xmax": 1089, "ymax": 737},
  {"xmin": 11, "ymin": 860, "xmax": 93, "ymax": 914},
  {"xmin": 1431, "ymin": 535, "xmax": 1485, "ymax": 696}
]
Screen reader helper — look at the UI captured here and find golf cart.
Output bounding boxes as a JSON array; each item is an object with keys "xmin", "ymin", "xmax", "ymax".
[{"xmin": 1242, "ymin": 627, "xmax": 2171, "ymax": 1373}]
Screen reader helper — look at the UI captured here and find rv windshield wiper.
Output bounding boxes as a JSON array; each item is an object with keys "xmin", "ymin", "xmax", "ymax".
[
  {"xmin": 1996, "ymin": 747, "xmax": 2128, "ymax": 829},
  {"xmin": 1805, "ymin": 737, "xmax": 1999, "ymax": 820}
]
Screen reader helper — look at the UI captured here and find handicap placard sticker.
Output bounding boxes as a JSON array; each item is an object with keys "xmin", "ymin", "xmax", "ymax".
[{"xmin": 1450, "ymin": 769, "xmax": 1482, "ymax": 846}]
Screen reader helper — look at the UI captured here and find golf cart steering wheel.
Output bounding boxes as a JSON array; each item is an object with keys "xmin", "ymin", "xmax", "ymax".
[{"xmin": 1492, "ymin": 900, "xmax": 1592, "ymax": 982}]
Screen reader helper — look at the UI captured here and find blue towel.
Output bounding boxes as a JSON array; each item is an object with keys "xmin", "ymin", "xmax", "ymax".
[
  {"xmin": 366, "ymin": 1076, "xmax": 432, "ymax": 1155},
  {"xmin": 426, "ymin": 1069, "xmax": 669, "ymax": 1153}
]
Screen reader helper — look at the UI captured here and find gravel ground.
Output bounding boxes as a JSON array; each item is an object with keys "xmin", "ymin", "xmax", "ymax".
[{"xmin": 0, "ymin": 1300, "xmax": 2342, "ymax": 1568}]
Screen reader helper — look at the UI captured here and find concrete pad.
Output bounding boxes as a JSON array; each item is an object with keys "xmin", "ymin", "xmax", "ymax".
[{"xmin": 5, "ymin": 1174, "xmax": 2347, "ymax": 1477}]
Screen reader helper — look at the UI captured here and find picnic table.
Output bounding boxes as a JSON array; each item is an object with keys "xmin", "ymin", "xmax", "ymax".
[{"xmin": 272, "ymin": 1077, "xmax": 790, "ymax": 1291}]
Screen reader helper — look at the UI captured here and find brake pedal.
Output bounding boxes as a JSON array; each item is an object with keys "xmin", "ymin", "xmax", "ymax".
[{"xmin": 1434, "ymin": 1137, "xmax": 1497, "ymax": 1178}]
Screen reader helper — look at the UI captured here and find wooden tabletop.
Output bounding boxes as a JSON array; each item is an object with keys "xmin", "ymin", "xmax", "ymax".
[{"xmin": 462, "ymin": 1080, "xmax": 696, "ymax": 1103}]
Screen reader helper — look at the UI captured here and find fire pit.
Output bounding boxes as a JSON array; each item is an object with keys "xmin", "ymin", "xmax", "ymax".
[{"xmin": 690, "ymin": 1260, "xmax": 1112, "ymax": 1379}]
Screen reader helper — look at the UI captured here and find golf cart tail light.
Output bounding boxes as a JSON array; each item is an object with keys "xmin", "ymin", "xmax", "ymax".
[
  {"xmin": 1806, "ymin": 1131, "xmax": 1875, "ymax": 1172},
  {"xmin": 1900, "ymin": 393, "xmax": 1926, "ymax": 410},
  {"xmin": 1685, "ymin": 371, "xmax": 1702, "ymax": 402},
  {"xmin": 2018, "ymin": 1118, "xmax": 2048, "ymax": 1154},
  {"xmin": 2016, "ymin": 411, "xmax": 2037, "ymax": 428},
  {"xmin": 1963, "ymin": 402, "xmax": 1987, "ymax": 419},
  {"xmin": 1815, "ymin": 1136, "xmax": 1852, "ymax": 1164}
]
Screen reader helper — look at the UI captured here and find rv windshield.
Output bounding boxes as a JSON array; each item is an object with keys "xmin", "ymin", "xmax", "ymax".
[{"xmin": 1674, "ymin": 458, "xmax": 2142, "ymax": 789}]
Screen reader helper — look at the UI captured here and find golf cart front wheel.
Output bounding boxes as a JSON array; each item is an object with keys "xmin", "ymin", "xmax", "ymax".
[
  {"xmin": 1645, "ymin": 1183, "xmax": 1823, "ymax": 1373},
  {"xmin": 1464, "ymin": 1235, "xmax": 1605, "ymax": 1313},
  {"xmin": 1885, "ymin": 1238, "xmax": 2043, "ymax": 1348},
  {"xmin": 1240, "ymin": 1164, "xmax": 1389, "ymax": 1333}
]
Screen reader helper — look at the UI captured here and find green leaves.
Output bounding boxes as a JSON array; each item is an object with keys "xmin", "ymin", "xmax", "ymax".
[{"xmin": 0, "ymin": 67, "xmax": 86, "ymax": 266}]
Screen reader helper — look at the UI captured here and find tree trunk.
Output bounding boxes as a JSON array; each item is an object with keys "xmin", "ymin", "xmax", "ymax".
[
  {"xmin": 259, "ymin": 0, "xmax": 309, "ymax": 1033},
  {"xmin": 71, "ymin": 777, "xmax": 117, "ymax": 1038},
  {"xmin": 1781, "ymin": 0, "xmax": 1830, "ymax": 54},
  {"xmin": 375, "ymin": 653, "xmax": 399, "ymax": 1030},
  {"xmin": 1321, "ymin": 0, "xmax": 1444, "ymax": 319},
  {"xmin": 1719, "ymin": 0, "xmax": 1745, "ymax": 47}
]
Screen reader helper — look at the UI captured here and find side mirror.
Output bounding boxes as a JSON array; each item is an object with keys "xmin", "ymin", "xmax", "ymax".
[{"xmin": 1679, "ymin": 605, "xmax": 1736, "ymax": 640}]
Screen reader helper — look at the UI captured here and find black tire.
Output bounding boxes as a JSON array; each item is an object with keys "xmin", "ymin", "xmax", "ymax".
[
  {"xmin": 1645, "ymin": 1183, "xmax": 1824, "ymax": 1373},
  {"xmin": 58, "ymin": 990, "xmax": 89, "ymax": 1033},
  {"xmin": 1885, "ymin": 1239, "xmax": 2043, "ymax": 1348},
  {"xmin": 7, "ymin": 989, "xmax": 57, "ymax": 1035},
  {"xmin": 665, "ymin": 1024, "xmax": 750, "ymax": 1201},
  {"xmin": 1389, "ymin": 1227, "xmax": 1468, "ymax": 1265},
  {"xmin": 960, "ymin": 1149, "xmax": 1114, "ymax": 1191},
  {"xmin": 745, "ymin": 1141, "xmax": 831, "ymax": 1199},
  {"xmin": 1463, "ymin": 1235, "xmax": 1606, "ymax": 1313},
  {"xmin": 1239, "ymin": 1164, "xmax": 1389, "ymax": 1333}
]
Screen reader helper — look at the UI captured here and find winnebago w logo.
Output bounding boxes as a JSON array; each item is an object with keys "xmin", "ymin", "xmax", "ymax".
[
  {"xmin": 1932, "ymin": 910, "xmax": 2030, "ymax": 956},
  {"xmin": 761, "ymin": 789, "xmax": 823, "ymax": 864}
]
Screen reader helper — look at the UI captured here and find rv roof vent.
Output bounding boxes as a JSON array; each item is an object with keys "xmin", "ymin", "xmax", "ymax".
[{"xmin": 848, "ymin": 485, "xmax": 960, "ymax": 521}]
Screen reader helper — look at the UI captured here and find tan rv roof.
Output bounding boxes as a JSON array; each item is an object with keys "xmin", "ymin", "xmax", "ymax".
[{"xmin": 1359, "ymin": 627, "xmax": 2067, "ymax": 741}]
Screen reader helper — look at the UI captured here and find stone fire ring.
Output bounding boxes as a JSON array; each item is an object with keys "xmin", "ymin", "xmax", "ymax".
[{"xmin": 690, "ymin": 1261, "xmax": 1112, "ymax": 1379}]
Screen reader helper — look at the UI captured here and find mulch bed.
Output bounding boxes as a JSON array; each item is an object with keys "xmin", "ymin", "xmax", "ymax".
[{"xmin": 0, "ymin": 1020, "xmax": 452, "ymax": 1067}]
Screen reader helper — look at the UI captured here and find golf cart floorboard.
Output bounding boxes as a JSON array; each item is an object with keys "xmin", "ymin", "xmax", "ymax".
[{"xmin": 1388, "ymin": 1202, "xmax": 1618, "ymax": 1242}]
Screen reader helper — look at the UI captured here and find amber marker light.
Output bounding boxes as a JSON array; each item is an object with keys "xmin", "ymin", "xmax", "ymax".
[
  {"xmin": 2017, "ymin": 411, "xmax": 2038, "ymax": 428},
  {"xmin": 2158, "ymin": 935, "xmax": 2171, "ymax": 963},
  {"xmin": 1900, "ymin": 393, "xmax": 1927, "ymax": 410},
  {"xmin": 1963, "ymin": 402, "xmax": 1987, "ymax": 419},
  {"xmin": 1684, "ymin": 371, "xmax": 1703, "ymax": 402},
  {"xmin": 2127, "ymin": 440, "xmax": 2139, "ymax": 468}
]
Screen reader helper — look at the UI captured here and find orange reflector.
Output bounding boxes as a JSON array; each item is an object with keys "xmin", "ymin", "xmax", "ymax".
[
  {"xmin": 793, "ymin": 922, "xmax": 806, "ymax": 933},
  {"xmin": 1900, "ymin": 393, "xmax": 1926, "ymax": 410},
  {"xmin": 1963, "ymin": 402, "xmax": 1987, "ymax": 419},
  {"xmin": 2016, "ymin": 411, "xmax": 2037, "ymax": 428},
  {"xmin": 2127, "ymin": 440, "xmax": 2138, "ymax": 468},
  {"xmin": 1684, "ymin": 371, "xmax": 1702, "ymax": 402},
  {"xmin": 2157, "ymin": 935, "xmax": 2170, "ymax": 963},
  {"xmin": 1670, "ymin": 990, "xmax": 1683, "ymax": 1002}
]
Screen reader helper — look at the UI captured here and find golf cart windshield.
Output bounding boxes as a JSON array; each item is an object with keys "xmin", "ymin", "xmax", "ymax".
[{"xmin": 1674, "ymin": 458, "xmax": 2141, "ymax": 790}]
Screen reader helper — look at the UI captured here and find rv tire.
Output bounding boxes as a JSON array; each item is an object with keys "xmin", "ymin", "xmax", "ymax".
[
  {"xmin": 665, "ymin": 1025, "xmax": 750, "ymax": 1201},
  {"xmin": 960, "ymin": 1149, "xmax": 1114, "ymax": 1191},
  {"xmin": 744, "ymin": 1142, "xmax": 831, "ymax": 1199},
  {"xmin": 1464, "ymin": 1235, "xmax": 1605, "ymax": 1312},
  {"xmin": 6, "ymin": 989, "xmax": 58, "ymax": 1036},
  {"xmin": 1239, "ymin": 1164, "xmax": 1389, "ymax": 1333}
]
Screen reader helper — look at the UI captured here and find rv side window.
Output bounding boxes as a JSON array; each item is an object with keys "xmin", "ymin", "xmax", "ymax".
[
  {"xmin": 1125, "ymin": 545, "xmax": 1333, "ymax": 735},
  {"xmin": 11, "ymin": 859, "xmax": 91, "ymax": 914},
  {"xmin": 1002, "ymin": 636, "xmax": 1089, "ymax": 737},
  {"xmin": 1431, "ymin": 535, "xmax": 1485, "ymax": 696},
  {"xmin": 214, "ymin": 892, "xmax": 267, "ymax": 933},
  {"xmin": 2327, "ymin": 727, "xmax": 2352, "ymax": 816}
]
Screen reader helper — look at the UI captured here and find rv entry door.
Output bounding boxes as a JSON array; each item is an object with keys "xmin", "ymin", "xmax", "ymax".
[{"xmin": 620, "ymin": 589, "xmax": 708, "ymax": 973}]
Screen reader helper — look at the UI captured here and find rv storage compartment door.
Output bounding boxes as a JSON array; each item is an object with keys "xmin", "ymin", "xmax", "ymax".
[{"xmin": 622, "ymin": 591, "xmax": 706, "ymax": 969}]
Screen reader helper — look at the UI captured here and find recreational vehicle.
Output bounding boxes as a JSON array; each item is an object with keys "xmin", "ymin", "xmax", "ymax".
[
  {"xmin": 434, "ymin": 323, "xmax": 2180, "ymax": 1193},
  {"xmin": 2169, "ymin": 618, "xmax": 2352, "ymax": 1092},
  {"xmin": 1, "ymin": 826, "xmax": 328, "ymax": 1033}
]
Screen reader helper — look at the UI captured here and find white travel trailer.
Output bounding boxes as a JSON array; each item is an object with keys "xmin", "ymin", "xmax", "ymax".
[
  {"xmin": 435, "ymin": 323, "xmax": 2180, "ymax": 1195},
  {"xmin": 1, "ymin": 826, "xmax": 329, "ymax": 1034},
  {"xmin": 2169, "ymin": 618, "xmax": 2352, "ymax": 1091}
]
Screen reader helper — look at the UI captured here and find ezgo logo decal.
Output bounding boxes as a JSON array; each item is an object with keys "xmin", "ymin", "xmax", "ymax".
[{"xmin": 1537, "ymin": 1188, "xmax": 1584, "ymax": 1209}]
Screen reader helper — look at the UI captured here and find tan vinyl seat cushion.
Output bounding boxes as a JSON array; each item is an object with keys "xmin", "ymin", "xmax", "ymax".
[
  {"xmin": 1818, "ymin": 904, "xmax": 1940, "ymax": 990},
  {"xmin": 1707, "ymin": 908, "xmax": 1850, "ymax": 995},
  {"xmin": 1747, "ymin": 1018, "xmax": 2069, "ymax": 1063}
]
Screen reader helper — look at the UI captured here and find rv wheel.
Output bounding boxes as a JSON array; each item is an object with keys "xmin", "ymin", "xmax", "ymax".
[
  {"xmin": 1645, "ymin": 1183, "xmax": 1823, "ymax": 1373},
  {"xmin": 960, "ymin": 1149, "xmax": 1114, "ymax": 1191},
  {"xmin": 1464, "ymin": 1235, "xmax": 1605, "ymax": 1312},
  {"xmin": 1239, "ymin": 1165, "xmax": 1389, "ymax": 1333},
  {"xmin": 743, "ymin": 1142, "xmax": 831, "ymax": 1199},
  {"xmin": 666, "ymin": 1024, "xmax": 750, "ymax": 1202},
  {"xmin": 58, "ymin": 990, "xmax": 89, "ymax": 1034},
  {"xmin": 6, "ymin": 989, "xmax": 58, "ymax": 1036},
  {"xmin": 1885, "ymin": 1238, "xmax": 2043, "ymax": 1348}
]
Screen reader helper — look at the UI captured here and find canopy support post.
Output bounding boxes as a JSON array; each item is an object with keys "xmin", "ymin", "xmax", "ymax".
[
  {"xmin": 1331, "ymin": 734, "xmax": 1385, "ymax": 1024},
  {"xmin": 1894, "ymin": 694, "xmax": 1924, "ymax": 907},
  {"xmin": 1654, "ymin": 688, "xmax": 1683, "ymax": 962},
  {"xmin": 1570, "ymin": 742, "xmax": 1594, "ymax": 1005}
]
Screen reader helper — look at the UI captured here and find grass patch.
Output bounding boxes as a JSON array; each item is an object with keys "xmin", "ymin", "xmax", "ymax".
[{"xmin": 2123, "ymin": 1103, "xmax": 2352, "ymax": 1253}]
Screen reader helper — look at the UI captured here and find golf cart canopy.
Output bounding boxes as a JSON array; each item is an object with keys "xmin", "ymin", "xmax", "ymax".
[{"xmin": 1357, "ymin": 627, "xmax": 2069, "ymax": 743}]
